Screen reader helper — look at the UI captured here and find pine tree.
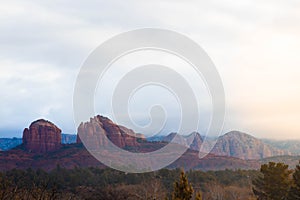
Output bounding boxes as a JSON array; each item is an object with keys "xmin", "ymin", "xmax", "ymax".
[
  {"xmin": 172, "ymin": 170, "xmax": 194, "ymax": 200},
  {"xmin": 252, "ymin": 162, "xmax": 292, "ymax": 200},
  {"xmin": 287, "ymin": 161, "xmax": 300, "ymax": 199}
]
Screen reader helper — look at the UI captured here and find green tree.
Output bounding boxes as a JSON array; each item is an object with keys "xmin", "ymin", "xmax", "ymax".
[
  {"xmin": 171, "ymin": 170, "xmax": 194, "ymax": 200},
  {"xmin": 252, "ymin": 162, "xmax": 292, "ymax": 200},
  {"xmin": 287, "ymin": 161, "xmax": 300, "ymax": 199}
]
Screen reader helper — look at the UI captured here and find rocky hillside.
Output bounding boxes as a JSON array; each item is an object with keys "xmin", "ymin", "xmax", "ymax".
[
  {"xmin": 210, "ymin": 131, "xmax": 290, "ymax": 159},
  {"xmin": 0, "ymin": 142, "xmax": 261, "ymax": 171}
]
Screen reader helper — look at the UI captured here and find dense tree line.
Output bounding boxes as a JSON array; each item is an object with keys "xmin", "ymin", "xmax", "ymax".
[
  {"xmin": 0, "ymin": 161, "xmax": 299, "ymax": 200},
  {"xmin": 0, "ymin": 166, "xmax": 258, "ymax": 200}
]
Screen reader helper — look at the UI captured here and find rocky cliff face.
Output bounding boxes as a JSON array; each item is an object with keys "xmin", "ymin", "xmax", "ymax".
[
  {"xmin": 77, "ymin": 115, "xmax": 140, "ymax": 148},
  {"xmin": 187, "ymin": 132, "xmax": 203, "ymax": 151},
  {"xmin": 210, "ymin": 131, "xmax": 290, "ymax": 159},
  {"xmin": 22, "ymin": 119, "xmax": 61, "ymax": 153},
  {"xmin": 162, "ymin": 132, "xmax": 203, "ymax": 151}
]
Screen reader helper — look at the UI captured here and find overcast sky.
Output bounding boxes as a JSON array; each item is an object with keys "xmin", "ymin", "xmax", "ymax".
[{"xmin": 0, "ymin": 0, "xmax": 300, "ymax": 139}]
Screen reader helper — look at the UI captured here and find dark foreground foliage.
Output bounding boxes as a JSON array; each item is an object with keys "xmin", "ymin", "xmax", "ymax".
[
  {"xmin": 1, "ymin": 161, "xmax": 299, "ymax": 200},
  {"xmin": 0, "ymin": 166, "xmax": 259, "ymax": 200},
  {"xmin": 252, "ymin": 161, "xmax": 300, "ymax": 200}
]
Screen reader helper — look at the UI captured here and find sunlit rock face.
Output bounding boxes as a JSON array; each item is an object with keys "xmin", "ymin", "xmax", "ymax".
[
  {"xmin": 210, "ymin": 131, "xmax": 290, "ymax": 160},
  {"xmin": 76, "ymin": 115, "xmax": 140, "ymax": 148}
]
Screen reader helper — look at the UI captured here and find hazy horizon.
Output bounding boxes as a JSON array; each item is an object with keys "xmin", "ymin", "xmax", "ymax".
[{"xmin": 0, "ymin": 118, "xmax": 299, "ymax": 142}]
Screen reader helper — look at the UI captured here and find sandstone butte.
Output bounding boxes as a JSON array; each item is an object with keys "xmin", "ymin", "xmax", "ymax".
[
  {"xmin": 22, "ymin": 119, "xmax": 62, "ymax": 153},
  {"xmin": 22, "ymin": 116, "xmax": 143, "ymax": 153},
  {"xmin": 76, "ymin": 115, "xmax": 143, "ymax": 148}
]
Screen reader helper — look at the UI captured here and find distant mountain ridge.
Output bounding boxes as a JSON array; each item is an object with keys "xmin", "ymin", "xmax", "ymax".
[
  {"xmin": 1, "ymin": 131, "xmax": 298, "ymax": 160},
  {"xmin": 0, "ymin": 117, "xmax": 299, "ymax": 171},
  {"xmin": 0, "ymin": 117, "xmax": 299, "ymax": 161},
  {"xmin": 1, "ymin": 130, "xmax": 297, "ymax": 160},
  {"xmin": 262, "ymin": 139, "xmax": 300, "ymax": 155},
  {"xmin": 61, "ymin": 134, "xmax": 77, "ymax": 144},
  {"xmin": 0, "ymin": 137, "xmax": 22, "ymax": 151},
  {"xmin": 160, "ymin": 131, "xmax": 292, "ymax": 160},
  {"xmin": 0, "ymin": 134, "xmax": 76, "ymax": 151}
]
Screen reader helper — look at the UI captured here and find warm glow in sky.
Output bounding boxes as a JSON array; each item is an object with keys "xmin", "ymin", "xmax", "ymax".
[{"xmin": 0, "ymin": 0, "xmax": 300, "ymax": 139}]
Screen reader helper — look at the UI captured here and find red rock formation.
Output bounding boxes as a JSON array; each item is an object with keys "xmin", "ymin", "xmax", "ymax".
[
  {"xmin": 23, "ymin": 119, "xmax": 61, "ymax": 153},
  {"xmin": 162, "ymin": 132, "xmax": 203, "ymax": 151},
  {"xmin": 77, "ymin": 115, "xmax": 140, "ymax": 148},
  {"xmin": 210, "ymin": 131, "xmax": 290, "ymax": 160}
]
